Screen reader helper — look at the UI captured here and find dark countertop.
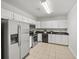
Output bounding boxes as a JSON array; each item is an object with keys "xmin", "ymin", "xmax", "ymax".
[{"xmin": 36, "ymin": 31, "xmax": 69, "ymax": 35}]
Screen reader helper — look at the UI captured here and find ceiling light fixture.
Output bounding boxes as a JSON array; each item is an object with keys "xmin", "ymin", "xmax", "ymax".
[{"xmin": 40, "ymin": 0, "xmax": 52, "ymax": 14}]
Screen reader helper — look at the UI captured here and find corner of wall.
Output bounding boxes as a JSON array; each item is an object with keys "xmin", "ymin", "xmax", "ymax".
[
  {"xmin": 68, "ymin": 46, "xmax": 77, "ymax": 59},
  {"xmin": 67, "ymin": 2, "xmax": 77, "ymax": 59}
]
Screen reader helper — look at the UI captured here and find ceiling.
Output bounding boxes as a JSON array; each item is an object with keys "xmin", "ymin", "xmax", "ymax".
[{"xmin": 2, "ymin": 0, "xmax": 76, "ymax": 18}]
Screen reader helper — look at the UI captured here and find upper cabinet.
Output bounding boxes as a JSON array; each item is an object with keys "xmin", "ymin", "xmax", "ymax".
[
  {"xmin": 57, "ymin": 20, "xmax": 67, "ymax": 28},
  {"xmin": 23, "ymin": 16, "xmax": 36, "ymax": 24},
  {"xmin": 36, "ymin": 22, "xmax": 40, "ymax": 28},
  {"xmin": 1, "ymin": 8, "xmax": 13, "ymax": 19},
  {"xmin": 40, "ymin": 20, "xmax": 67, "ymax": 28},
  {"xmin": 1, "ymin": 9, "xmax": 23, "ymax": 22},
  {"xmin": 14, "ymin": 13, "xmax": 23, "ymax": 22},
  {"xmin": 1, "ymin": 8, "xmax": 36, "ymax": 24}
]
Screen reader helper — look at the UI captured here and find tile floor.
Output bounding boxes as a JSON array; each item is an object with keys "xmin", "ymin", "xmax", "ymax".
[{"xmin": 26, "ymin": 42, "xmax": 75, "ymax": 59}]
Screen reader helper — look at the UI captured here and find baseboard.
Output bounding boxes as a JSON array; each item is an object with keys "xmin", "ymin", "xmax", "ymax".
[
  {"xmin": 38, "ymin": 41, "xmax": 68, "ymax": 46},
  {"xmin": 49, "ymin": 42, "xmax": 68, "ymax": 46},
  {"xmin": 68, "ymin": 47, "xmax": 77, "ymax": 59}
]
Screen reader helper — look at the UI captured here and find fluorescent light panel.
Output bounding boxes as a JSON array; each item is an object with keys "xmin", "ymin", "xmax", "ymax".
[{"xmin": 41, "ymin": 1, "xmax": 52, "ymax": 14}]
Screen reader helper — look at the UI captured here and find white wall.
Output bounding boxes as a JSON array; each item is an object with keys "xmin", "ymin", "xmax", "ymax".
[{"xmin": 67, "ymin": 3, "xmax": 77, "ymax": 58}]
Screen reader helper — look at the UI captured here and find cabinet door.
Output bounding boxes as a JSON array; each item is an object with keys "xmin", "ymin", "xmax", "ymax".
[
  {"xmin": 38, "ymin": 34, "xmax": 42, "ymax": 42},
  {"xmin": 1, "ymin": 8, "xmax": 13, "ymax": 19},
  {"xmin": 48, "ymin": 34, "xmax": 52, "ymax": 43},
  {"xmin": 61, "ymin": 35, "xmax": 68, "ymax": 45},
  {"xmin": 48, "ymin": 34, "xmax": 56, "ymax": 43},
  {"xmin": 52, "ymin": 34, "xmax": 56, "ymax": 43},
  {"xmin": 14, "ymin": 13, "xmax": 23, "ymax": 22},
  {"xmin": 55, "ymin": 35, "xmax": 68, "ymax": 45},
  {"xmin": 55, "ymin": 35, "xmax": 62, "ymax": 44},
  {"xmin": 57, "ymin": 21, "xmax": 67, "ymax": 28},
  {"xmin": 36, "ymin": 22, "xmax": 40, "ymax": 28}
]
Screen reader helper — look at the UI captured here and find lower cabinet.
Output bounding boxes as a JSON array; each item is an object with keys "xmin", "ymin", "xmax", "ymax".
[
  {"xmin": 48, "ymin": 34, "xmax": 68, "ymax": 45},
  {"xmin": 48, "ymin": 34, "xmax": 56, "ymax": 43},
  {"xmin": 55, "ymin": 35, "xmax": 62, "ymax": 44},
  {"xmin": 61, "ymin": 35, "xmax": 68, "ymax": 45},
  {"xmin": 37, "ymin": 34, "xmax": 69, "ymax": 45},
  {"xmin": 55, "ymin": 35, "xmax": 68, "ymax": 45}
]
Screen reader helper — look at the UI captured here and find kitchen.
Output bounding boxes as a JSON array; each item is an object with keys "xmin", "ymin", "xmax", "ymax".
[{"xmin": 1, "ymin": 0, "xmax": 77, "ymax": 59}]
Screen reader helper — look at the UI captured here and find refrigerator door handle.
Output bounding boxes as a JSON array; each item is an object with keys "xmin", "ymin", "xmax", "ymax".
[{"xmin": 18, "ymin": 25, "xmax": 21, "ymax": 46}]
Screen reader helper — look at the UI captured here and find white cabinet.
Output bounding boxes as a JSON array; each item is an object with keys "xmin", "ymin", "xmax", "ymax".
[
  {"xmin": 40, "ymin": 21, "xmax": 50, "ymax": 28},
  {"xmin": 61, "ymin": 35, "xmax": 69, "ymax": 45},
  {"xmin": 36, "ymin": 22, "xmax": 40, "ymax": 28},
  {"xmin": 40, "ymin": 20, "xmax": 67, "ymax": 28},
  {"xmin": 1, "ymin": 8, "xmax": 23, "ymax": 21},
  {"xmin": 51, "ymin": 34, "xmax": 56, "ymax": 43},
  {"xmin": 1, "ymin": 8, "xmax": 13, "ymax": 19},
  {"xmin": 57, "ymin": 21, "xmax": 67, "ymax": 28},
  {"xmin": 48, "ymin": 34, "xmax": 52, "ymax": 43},
  {"xmin": 48, "ymin": 34, "xmax": 68, "ymax": 45},
  {"xmin": 38, "ymin": 34, "xmax": 42, "ymax": 42},
  {"xmin": 48, "ymin": 34, "xmax": 56, "ymax": 43},
  {"xmin": 55, "ymin": 35, "xmax": 62, "ymax": 44},
  {"xmin": 55, "ymin": 35, "xmax": 68, "ymax": 45},
  {"xmin": 14, "ymin": 13, "xmax": 23, "ymax": 22},
  {"xmin": 1, "ymin": 8, "xmax": 36, "ymax": 24}
]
